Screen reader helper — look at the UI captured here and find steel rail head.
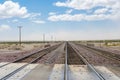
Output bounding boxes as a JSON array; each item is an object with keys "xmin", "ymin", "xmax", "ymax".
[
  {"xmin": 0, "ymin": 43, "xmax": 62, "ymax": 80},
  {"xmin": 69, "ymin": 42, "xmax": 106, "ymax": 80},
  {"xmin": 0, "ymin": 53, "xmax": 45, "ymax": 80},
  {"xmin": 0, "ymin": 62, "xmax": 11, "ymax": 68},
  {"xmin": 0, "ymin": 47, "xmax": 49, "ymax": 68},
  {"xmin": 64, "ymin": 42, "xmax": 68, "ymax": 80},
  {"xmin": 0, "ymin": 43, "xmax": 61, "ymax": 68},
  {"xmin": 79, "ymin": 44, "xmax": 120, "ymax": 62},
  {"xmin": 14, "ymin": 44, "xmax": 60, "ymax": 63},
  {"xmin": 0, "ymin": 46, "xmax": 56, "ymax": 80},
  {"xmin": 0, "ymin": 63, "xmax": 28, "ymax": 80}
]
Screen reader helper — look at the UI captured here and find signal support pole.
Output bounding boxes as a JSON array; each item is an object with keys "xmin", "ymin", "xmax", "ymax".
[
  {"xmin": 43, "ymin": 34, "xmax": 45, "ymax": 43},
  {"xmin": 18, "ymin": 26, "xmax": 22, "ymax": 46}
]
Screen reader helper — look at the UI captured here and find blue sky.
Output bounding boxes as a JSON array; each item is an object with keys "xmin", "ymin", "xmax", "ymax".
[{"xmin": 0, "ymin": 0, "xmax": 120, "ymax": 41}]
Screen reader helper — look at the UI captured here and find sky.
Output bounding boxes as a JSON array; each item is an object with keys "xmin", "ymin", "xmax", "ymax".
[{"xmin": 0, "ymin": 0, "xmax": 120, "ymax": 41}]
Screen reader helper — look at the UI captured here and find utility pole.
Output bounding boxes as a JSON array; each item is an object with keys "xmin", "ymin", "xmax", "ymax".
[
  {"xmin": 43, "ymin": 34, "xmax": 45, "ymax": 43},
  {"xmin": 18, "ymin": 26, "xmax": 22, "ymax": 46}
]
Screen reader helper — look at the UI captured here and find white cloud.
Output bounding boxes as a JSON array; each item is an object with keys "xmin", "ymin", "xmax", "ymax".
[
  {"xmin": 27, "ymin": 13, "xmax": 45, "ymax": 24},
  {"xmin": 29, "ymin": 13, "xmax": 41, "ymax": 20},
  {"xmin": 32, "ymin": 20, "xmax": 45, "ymax": 24},
  {"xmin": 0, "ymin": 1, "xmax": 28, "ymax": 19},
  {"xmin": 48, "ymin": 14, "xmax": 83, "ymax": 21},
  {"xmin": 48, "ymin": 12, "xmax": 56, "ymax": 15},
  {"xmin": 50, "ymin": 0, "xmax": 120, "ymax": 21},
  {"xmin": 48, "ymin": 13, "xmax": 114, "ymax": 21},
  {"xmin": 0, "ymin": 24, "xmax": 11, "ymax": 31},
  {"xmin": 55, "ymin": 0, "xmax": 120, "ymax": 10},
  {"xmin": 12, "ymin": 19, "xmax": 18, "ymax": 22},
  {"xmin": 94, "ymin": 8, "xmax": 108, "ymax": 14},
  {"xmin": 65, "ymin": 9, "xmax": 73, "ymax": 14}
]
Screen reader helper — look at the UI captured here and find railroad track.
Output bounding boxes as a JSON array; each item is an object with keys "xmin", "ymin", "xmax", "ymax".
[
  {"xmin": 0, "ymin": 42, "xmax": 118, "ymax": 80},
  {"xmin": 67, "ymin": 43, "xmax": 85, "ymax": 65},
  {"xmin": 64, "ymin": 42, "xmax": 68, "ymax": 80},
  {"xmin": 0, "ymin": 44, "xmax": 61, "ymax": 80},
  {"xmin": 0, "ymin": 44, "xmax": 60, "ymax": 68},
  {"xmin": 45, "ymin": 43, "xmax": 65, "ymax": 64},
  {"xmin": 64, "ymin": 42, "xmax": 106, "ymax": 80},
  {"xmin": 14, "ymin": 44, "xmax": 59, "ymax": 63},
  {"xmin": 77, "ymin": 44, "xmax": 120, "ymax": 63}
]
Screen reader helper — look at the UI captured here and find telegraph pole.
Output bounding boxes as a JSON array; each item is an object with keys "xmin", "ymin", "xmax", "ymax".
[
  {"xmin": 18, "ymin": 26, "xmax": 22, "ymax": 46},
  {"xmin": 43, "ymin": 34, "xmax": 45, "ymax": 43}
]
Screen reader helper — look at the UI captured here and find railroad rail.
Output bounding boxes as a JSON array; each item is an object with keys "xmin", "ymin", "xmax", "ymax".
[
  {"xmin": 14, "ymin": 44, "xmax": 59, "ymax": 63},
  {"xmin": 0, "ymin": 44, "xmax": 61, "ymax": 80},
  {"xmin": 68, "ymin": 42, "xmax": 106, "ymax": 80},
  {"xmin": 45, "ymin": 44, "xmax": 63, "ymax": 64},
  {"xmin": 64, "ymin": 42, "xmax": 68, "ymax": 80},
  {"xmin": 0, "ymin": 43, "xmax": 60, "ymax": 68},
  {"xmin": 0, "ymin": 42, "xmax": 115, "ymax": 80},
  {"xmin": 77, "ymin": 44, "xmax": 120, "ymax": 63}
]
